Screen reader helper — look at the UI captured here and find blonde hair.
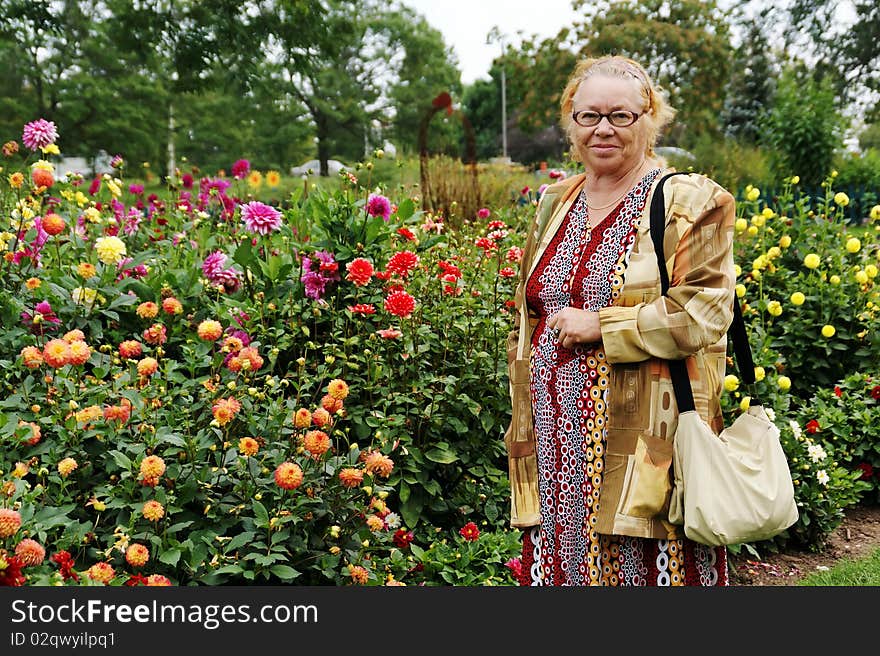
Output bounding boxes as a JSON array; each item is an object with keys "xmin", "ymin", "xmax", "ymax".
[{"xmin": 559, "ymin": 55, "xmax": 676, "ymax": 159}]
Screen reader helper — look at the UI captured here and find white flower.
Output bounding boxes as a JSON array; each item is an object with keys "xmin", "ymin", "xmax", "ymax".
[
  {"xmin": 807, "ymin": 444, "xmax": 827, "ymax": 463},
  {"xmin": 816, "ymin": 470, "xmax": 829, "ymax": 486},
  {"xmin": 789, "ymin": 419, "xmax": 802, "ymax": 439},
  {"xmin": 383, "ymin": 512, "xmax": 401, "ymax": 530},
  {"xmin": 765, "ymin": 407, "xmax": 776, "ymax": 422}
]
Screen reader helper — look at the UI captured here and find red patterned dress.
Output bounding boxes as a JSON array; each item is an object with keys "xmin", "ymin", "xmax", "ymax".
[{"xmin": 517, "ymin": 169, "xmax": 728, "ymax": 586}]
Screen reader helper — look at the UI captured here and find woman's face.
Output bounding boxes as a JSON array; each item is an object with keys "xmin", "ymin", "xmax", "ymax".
[{"xmin": 570, "ymin": 73, "xmax": 650, "ymax": 176}]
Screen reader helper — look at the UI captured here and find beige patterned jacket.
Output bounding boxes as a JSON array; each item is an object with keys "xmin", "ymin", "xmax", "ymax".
[{"xmin": 504, "ymin": 170, "xmax": 736, "ymax": 539}]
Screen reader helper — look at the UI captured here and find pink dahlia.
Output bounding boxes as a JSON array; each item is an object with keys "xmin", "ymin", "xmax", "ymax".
[
  {"xmin": 202, "ymin": 251, "xmax": 227, "ymax": 278},
  {"xmin": 22, "ymin": 119, "xmax": 58, "ymax": 151},
  {"xmin": 366, "ymin": 193, "xmax": 392, "ymax": 221},
  {"xmin": 15, "ymin": 538, "xmax": 46, "ymax": 566},
  {"xmin": 240, "ymin": 201, "xmax": 282, "ymax": 235}
]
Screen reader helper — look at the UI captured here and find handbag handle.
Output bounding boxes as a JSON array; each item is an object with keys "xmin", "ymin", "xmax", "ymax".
[{"xmin": 649, "ymin": 172, "xmax": 758, "ymax": 413}]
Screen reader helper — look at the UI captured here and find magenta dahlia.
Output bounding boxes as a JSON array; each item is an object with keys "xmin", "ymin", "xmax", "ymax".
[
  {"xmin": 231, "ymin": 159, "xmax": 250, "ymax": 180},
  {"xmin": 366, "ymin": 193, "xmax": 392, "ymax": 221},
  {"xmin": 241, "ymin": 201, "xmax": 282, "ymax": 235},
  {"xmin": 22, "ymin": 119, "xmax": 58, "ymax": 151}
]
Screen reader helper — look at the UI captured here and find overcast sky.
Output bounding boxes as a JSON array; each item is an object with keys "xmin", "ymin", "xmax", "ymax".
[{"xmin": 398, "ymin": 0, "xmax": 581, "ymax": 84}]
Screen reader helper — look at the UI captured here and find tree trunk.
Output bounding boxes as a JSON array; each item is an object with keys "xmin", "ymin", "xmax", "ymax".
[{"xmin": 316, "ymin": 113, "xmax": 329, "ymax": 177}]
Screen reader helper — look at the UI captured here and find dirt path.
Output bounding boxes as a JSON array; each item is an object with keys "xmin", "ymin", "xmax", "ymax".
[{"xmin": 729, "ymin": 504, "xmax": 880, "ymax": 585}]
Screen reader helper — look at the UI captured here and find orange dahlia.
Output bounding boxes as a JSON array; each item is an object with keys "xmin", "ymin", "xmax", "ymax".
[
  {"xmin": 366, "ymin": 515, "xmax": 385, "ymax": 532},
  {"xmin": 32, "ymin": 167, "xmax": 54, "ymax": 189},
  {"xmin": 137, "ymin": 357, "xmax": 159, "ymax": 377},
  {"xmin": 146, "ymin": 574, "xmax": 172, "ymax": 586},
  {"xmin": 238, "ymin": 437, "xmax": 259, "ymax": 457},
  {"xmin": 293, "ymin": 408, "xmax": 312, "ymax": 428},
  {"xmin": 63, "ymin": 329, "xmax": 85, "ymax": 343},
  {"xmin": 197, "ymin": 319, "xmax": 223, "ymax": 341},
  {"xmin": 0, "ymin": 508, "xmax": 22, "ymax": 537},
  {"xmin": 274, "ymin": 462, "xmax": 304, "ymax": 490},
  {"xmin": 347, "ymin": 564, "xmax": 369, "ymax": 584},
  {"xmin": 237, "ymin": 346, "xmax": 263, "ymax": 371},
  {"xmin": 42, "ymin": 338, "xmax": 70, "ymax": 368},
  {"xmin": 161, "ymin": 297, "xmax": 183, "ymax": 315},
  {"xmin": 338, "ymin": 467, "xmax": 364, "ymax": 488},
  {"xmin": 311, "ymin": 408, "xmax": 331, "ymax": 428},
  {"xmin": 118, "ymin": 340, "xmax": 143, "ymax": 359},
  {"xmin": 327, "ymin": 378, "xmax": 350, "ymax": 400},
  {"xmin": 139, "ymin": 455, "xmax": 166, "ymax": 487},
  {"xmin": 66, "ymin": 340, "xmax": 91, "ymax": 366},
  {"xmin": 86, "ymin": 562, "xmax": 115, "ymax": 584},
  {"xmin": 212, "ymin": 397, "xmax": 241, "ymax": 426},
  {"xmin": 363, "ymin": 450, "xmax": 394, "ymax": 478},
  {"xmin": 15, "ymin": 538, "xmax": 46, "ymax": 566},
  {"xmin": 141, "ymin": 500, "xmax": 165, "ymax": 522},
  {"xmin": 321, "ymin": 394, "xmax": 343, "ymax": 413},
  {"xmin": 125, "ymin": 543, "xmax": 150, "ymax": 568},
  {"xmin": 20, "ymin": 345, "xmax": 43, "ymax": 369},
  {"xmin": 42, "ymin": 212, "xmax": 66, "ymax": 236},
  {"xmin": 303, "ymin": 430, "xmax": 331, "ymax": 458}
]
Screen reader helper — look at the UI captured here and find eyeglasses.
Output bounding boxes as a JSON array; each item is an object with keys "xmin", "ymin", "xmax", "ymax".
[{"xmin": 571, "ymin": 110, "xmax": 641, "ymax": 128}]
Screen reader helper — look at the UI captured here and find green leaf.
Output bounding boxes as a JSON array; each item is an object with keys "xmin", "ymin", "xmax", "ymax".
[
  {"xmin": 109, "ymin": 450, "xmax": 132, "ymax": 470},
  {"xmin": 252, "ymin": 500, "xmax": 269, "ymax": 528},
  {"xmin": 425, "ymin": 448, "xmax": 459, "ymax": 464},
  {"xmin": 269, "ymin": 565, "xmax": 301, "ymax": 580},
  {"xmin": 225, "ymin": 531, "xmax": 255, "ymax": 553},
  {"xmin": 212, "ymin": 564, "xmax": 244, "ymax": 576},
  {"xmin": 159, "ymin": 549, "xmax": 181, "ymax": 566}
]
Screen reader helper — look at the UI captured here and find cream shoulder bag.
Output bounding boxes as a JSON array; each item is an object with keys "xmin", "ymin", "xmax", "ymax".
[{"xmin": 651, "ymin": 172, "xmax": 799, "ymax": 547}]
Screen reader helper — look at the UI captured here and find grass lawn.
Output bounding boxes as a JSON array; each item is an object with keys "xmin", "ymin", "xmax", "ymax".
[{"xmin": 799, "ymin": 547, "xmax": 880, "ymax": 586}]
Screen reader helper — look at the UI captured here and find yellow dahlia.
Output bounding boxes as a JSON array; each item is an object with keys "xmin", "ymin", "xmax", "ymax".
[
  {"xmin": 142, "ymin": 500, "xmax": 165, "ymax": 522},
  {"xmin": 136, "ymin": 301, "xmax": 159, "ymax": 319},
  {"xmin": 25, "ymin": 277, "xmax": 41, "ymax": 290},
  {"xmin": 94, "ymin": 235, "xmax": 127, "ymax": 265},
  {"xmin": 197, "ymin": 319, "xmax": 223, "ymax": 341},
  {"xmin": 57, "ymin": 457, "xmax": 78, "ymax": 478},
  {"xmin": 12, "ymin": 461, "xmax": 29, "ymax": 478},
  {"xmin": 790, "ymin": 292, "xmax": 805, "ymax": 306},
  {"xmin": 777, "ymin": 376, "xmax": 792, "ymax": 391},
  {"xmin": 75, "ymin": 405, "xmax": 102, "ymax": 424},
  {"xmin": 803, "ymin": 253, "xmax": 820, "ymax": 269},
  {"xmin": 77, "ymin": 262, "xmax": 97, "ymax": 279},
  {"xmin": 723, "ymin": 374, "xmax": 740, "ymax": 392}
]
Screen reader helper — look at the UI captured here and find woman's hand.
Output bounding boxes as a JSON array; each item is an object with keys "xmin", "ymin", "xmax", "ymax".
[{"xmin": 547, "ymin": 308, "xmax": 601, "ymax": 348}]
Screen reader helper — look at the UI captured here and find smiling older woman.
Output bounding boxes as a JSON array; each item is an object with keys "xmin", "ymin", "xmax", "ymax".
[{"xmin": 503, "ymin": 55, "xmax": 737, "ymax": 586}]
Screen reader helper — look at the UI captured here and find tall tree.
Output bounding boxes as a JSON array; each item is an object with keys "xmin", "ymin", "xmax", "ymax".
[
  {"xmin": 720, "ymin": 6, "xmax": 779, "ymax": 143},
  {"xmin": 571, "ymin": 0, "xmax": 733, "ymax": 142}
]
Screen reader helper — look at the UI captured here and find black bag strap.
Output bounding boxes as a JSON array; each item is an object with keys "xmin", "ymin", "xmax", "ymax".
[{"xmin": 649, "ymin": 172, "xmax": 757, "ymax": 413}]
